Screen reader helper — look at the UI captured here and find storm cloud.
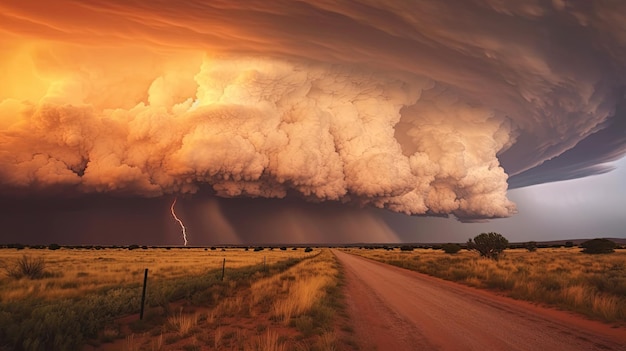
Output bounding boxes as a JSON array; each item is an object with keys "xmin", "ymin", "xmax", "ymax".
[{"xmin": 1, "ymin": 0, "xmax": 625, "ymax": 221}]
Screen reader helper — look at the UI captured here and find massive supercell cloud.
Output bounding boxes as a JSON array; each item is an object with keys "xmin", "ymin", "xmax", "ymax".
[{"xmin": 0, "ymin": 0, "xmax": 625, "ymax": 221}]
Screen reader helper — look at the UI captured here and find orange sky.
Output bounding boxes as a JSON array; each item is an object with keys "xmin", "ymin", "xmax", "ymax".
[{"xmin": 1, "ymin": 0, "xmax": 625, "ymax": 223}]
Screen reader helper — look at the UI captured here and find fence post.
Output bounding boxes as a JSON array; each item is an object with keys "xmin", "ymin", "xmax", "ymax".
[
  {"xmin": 221, "ymin": 258, "xmax": 226, "ymax": 281},
  {"xmin": 140, "ymin": 268, "xmax": 148, "ymax": 320}
]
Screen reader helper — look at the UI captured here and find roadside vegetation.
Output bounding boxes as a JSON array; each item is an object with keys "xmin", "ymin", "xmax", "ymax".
[
  {"xmin": 0, "ymin": 248, "xmax": 299, "ymax": 302},
  {"xmin": 346, "ymin": 246, "xmax": 626, "ymax": 324},
  {"xmin": 0, "ymin": 247, "xmax": 349, "ymax": 351},
  {"xmin": 467, "ymin": 232, "xmax": 508, "ymax": 260}
]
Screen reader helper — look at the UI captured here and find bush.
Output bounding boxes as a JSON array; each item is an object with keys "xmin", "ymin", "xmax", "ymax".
[
  {"xmin": 441, "ymin": 243, "xmax": 462, "ymax": 254},
  {"xmin": 524, "ymin": 241, "xmax": 537, "ymax": 252},
  {"xmin": 400, "ymin": 245, "xmax": 414, "ymax": 251},
  {"xmin": 8, "ymin": 243, "xmax": 25, "ymax": 250},
  {"xmin": 580, "ymin": 239, "xmax": 616, "ymax": 254},
  {"xmin": 304, "ymin": 247, "xmax": 313, "ymax": 253},
  {"xmin": 467, "ymin": 232, "xmax": 508, "ymax": 260},
  {"xmin": 4, "ymin": 255, "xmax": 47, "ymax": 280},
  {"xmin": 48, "ymin": 243, "xmax": 61, "ymax": 250}
]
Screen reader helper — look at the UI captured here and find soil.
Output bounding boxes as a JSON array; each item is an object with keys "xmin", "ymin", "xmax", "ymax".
[{"xmin": 334, "ymin": 249, "xmax": 626, "ymax": 351}]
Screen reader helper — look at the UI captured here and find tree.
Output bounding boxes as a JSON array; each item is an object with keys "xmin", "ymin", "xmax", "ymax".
[
  {"xmin": 441, "ymin": 243, "xmax": 462, "ymax": 254},
  {"xmin": 467, "ymin": 232, "xmax": 509, "ymax": 260},
  {"xmin": 48, "ymin": 243, "xmax": 61, "ymax": 250},
  {"xmin": 580, "ymin": 239, "xmax": 616, "ymax": 254},
  {"xmin": 524, "ymin": 241, "xmax": 537, "ymax": 252},
  {"xmin": 8, "ymin": 243, "xmax": 25, "ymax": 250}
]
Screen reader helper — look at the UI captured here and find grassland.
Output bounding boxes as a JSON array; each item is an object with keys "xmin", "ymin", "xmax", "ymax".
[
  {"xmin": 0, "ymin": 248, "xmax": 300, "ymax": 302},
  {"xmin": 0, "ymin": 247, "xmax": 349, "ymax": 351},
  {"xmin": 346, "ymin": 247, "xmax": 626, "ymax": 324}
]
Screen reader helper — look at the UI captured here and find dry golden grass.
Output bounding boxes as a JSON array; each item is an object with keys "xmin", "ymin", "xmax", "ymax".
[
  {"xmin": 245, "ymin": 329, "xmax": 286, "ymax": 351},
  {"xmin": 315, "ymin": 331, "xmax": 338, "ymax": 351},
  {"xmin": 0, "ymin": 247, "xmax": 304, "ymax": 302},
  {"xmin": 348, "ymin": 247, "xmax": 626, "ymax": 323},
  {"xmin": 247, "ymin": 250, "xmax": 337, "ymax": 324},
  {"xmin": 151, "ymin": 333, "xmax": 163, "ymax": 351},
  {"xmin": 167, "ymin": 308, "xmax": 199, "ymax": 336},
  {"xmin": 0, "ymin": 247, "xmax": 330, "ymax": 351},
  {"xmin": 209, "ymin": 249, "xmax": 338, "ymax": 324},
  {"xmin": 271, "ymin": 276, "xmax": 329, "ymax": 323},
  {"xmin": 196, "ymin": 249, "xmax": 342, "ymax": 350},
  {"xmin": 124, "ymin": 334, "xmax": 137, "ymax": 351}
]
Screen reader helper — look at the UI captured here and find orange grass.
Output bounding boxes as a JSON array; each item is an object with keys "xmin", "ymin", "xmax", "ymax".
[
  {"xmin": 247, "ymin": 250, "xmax": 337, "ymax": 324},
  {"xmin": 348, "ymin": 247, "xmax": 626, "ymax": 323},
  {"xmin": 0, "ymin": 248, "xmax": 307, "ymax": 302}
]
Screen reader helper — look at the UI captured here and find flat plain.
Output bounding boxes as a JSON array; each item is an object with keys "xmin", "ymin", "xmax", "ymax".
[
  {"xmin": 0, "ymin": 247, "xmax": 350, "ymax": 351},
  {"xmin": 1, "ymin": 246, "xmax": 625, "ymax": 351}
]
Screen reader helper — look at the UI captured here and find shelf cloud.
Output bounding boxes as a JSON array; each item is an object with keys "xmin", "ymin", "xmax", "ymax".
[{"xmin": 1, "ymin": 0, "xmax": 624, "ymax": 221}]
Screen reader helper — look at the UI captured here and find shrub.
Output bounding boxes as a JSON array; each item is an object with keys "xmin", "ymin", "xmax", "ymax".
[
  {"xmin": 467, "ymin": 232, "xmax": 509, "ymax": 260},
  {"xmin": 8, "ymin": 243, "xmax": 25, "ymax": 250},
  {"xmin": 524, "ymin": 241, "xmax": 537, "ymax": 252},
  {"xmin": 48, "ymin": 243, "xmax": 61, "ymax": 250},
  {"xmin": 4, "ymin": 255, "xmax": 47, "ymax": 280},
  {"xmin": 304, "ymin": 247, "xmax": 313, "ymax": 253},
  {"xmin": 400, "ymin": 245, "xmax": 414, "ymax": 251},
  {"xmin": 580, "ymin": 239, "xmax": 616, "ymax": 254},
  {"xmin": 441, "ymin": 243, "xmax": 462, "ymax": 254}
]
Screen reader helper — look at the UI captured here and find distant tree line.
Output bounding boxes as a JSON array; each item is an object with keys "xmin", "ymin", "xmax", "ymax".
[{"xmin": 0, "ymin": 239, "xmax": 621, "ymax": 253}]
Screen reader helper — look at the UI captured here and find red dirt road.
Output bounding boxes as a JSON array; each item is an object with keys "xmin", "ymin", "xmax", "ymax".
[{"xmin": 334, "ymin": 250, "xmax": 626, "ymax": 351}]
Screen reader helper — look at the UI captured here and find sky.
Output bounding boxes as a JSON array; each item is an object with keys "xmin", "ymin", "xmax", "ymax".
[{"xmin": 0, "ymin": 1, "xmax": 625, "ymax": 245}]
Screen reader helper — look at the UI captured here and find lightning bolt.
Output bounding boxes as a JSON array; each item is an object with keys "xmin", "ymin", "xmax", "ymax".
[{"xmin": 170, "ymin": 197, "xmax": 188, "ymax": 246}]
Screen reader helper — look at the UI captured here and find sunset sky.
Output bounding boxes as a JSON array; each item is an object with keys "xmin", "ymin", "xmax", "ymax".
[{"xmin": 1, "ymin": 1, "xmax": 625, "ymax": 245}]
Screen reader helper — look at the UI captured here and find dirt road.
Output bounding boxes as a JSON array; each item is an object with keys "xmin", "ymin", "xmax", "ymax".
[{"xmin": 334, "ymin": 250, "xmax": 626, "ymax": 351}]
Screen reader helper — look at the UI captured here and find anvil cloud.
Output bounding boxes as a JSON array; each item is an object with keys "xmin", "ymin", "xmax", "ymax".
[{"xmin": 1, "ymin": 0, "xmax": 625, "ymax": 221}]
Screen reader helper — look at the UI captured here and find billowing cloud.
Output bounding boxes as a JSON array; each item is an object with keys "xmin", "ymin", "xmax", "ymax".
[{"xmin": 1, "ymin": 0, "xmax": 625, "ymax": 220}]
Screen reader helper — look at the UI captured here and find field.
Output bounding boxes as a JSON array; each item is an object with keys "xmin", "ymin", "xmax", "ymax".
[
  {"xmin": 0, "ymin": 247, "xmax": 351, "ymax": 351},
  {"xmin": 346, "ymin": 247, "xmax": 626, "ymax": 324},
  {"xmin": 2, "ymin": 245, "xmax": 625, "ymax": 351},
  {"xmin": 0, "ymin": 248, "xmax": 304, "ymax": 302}
]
